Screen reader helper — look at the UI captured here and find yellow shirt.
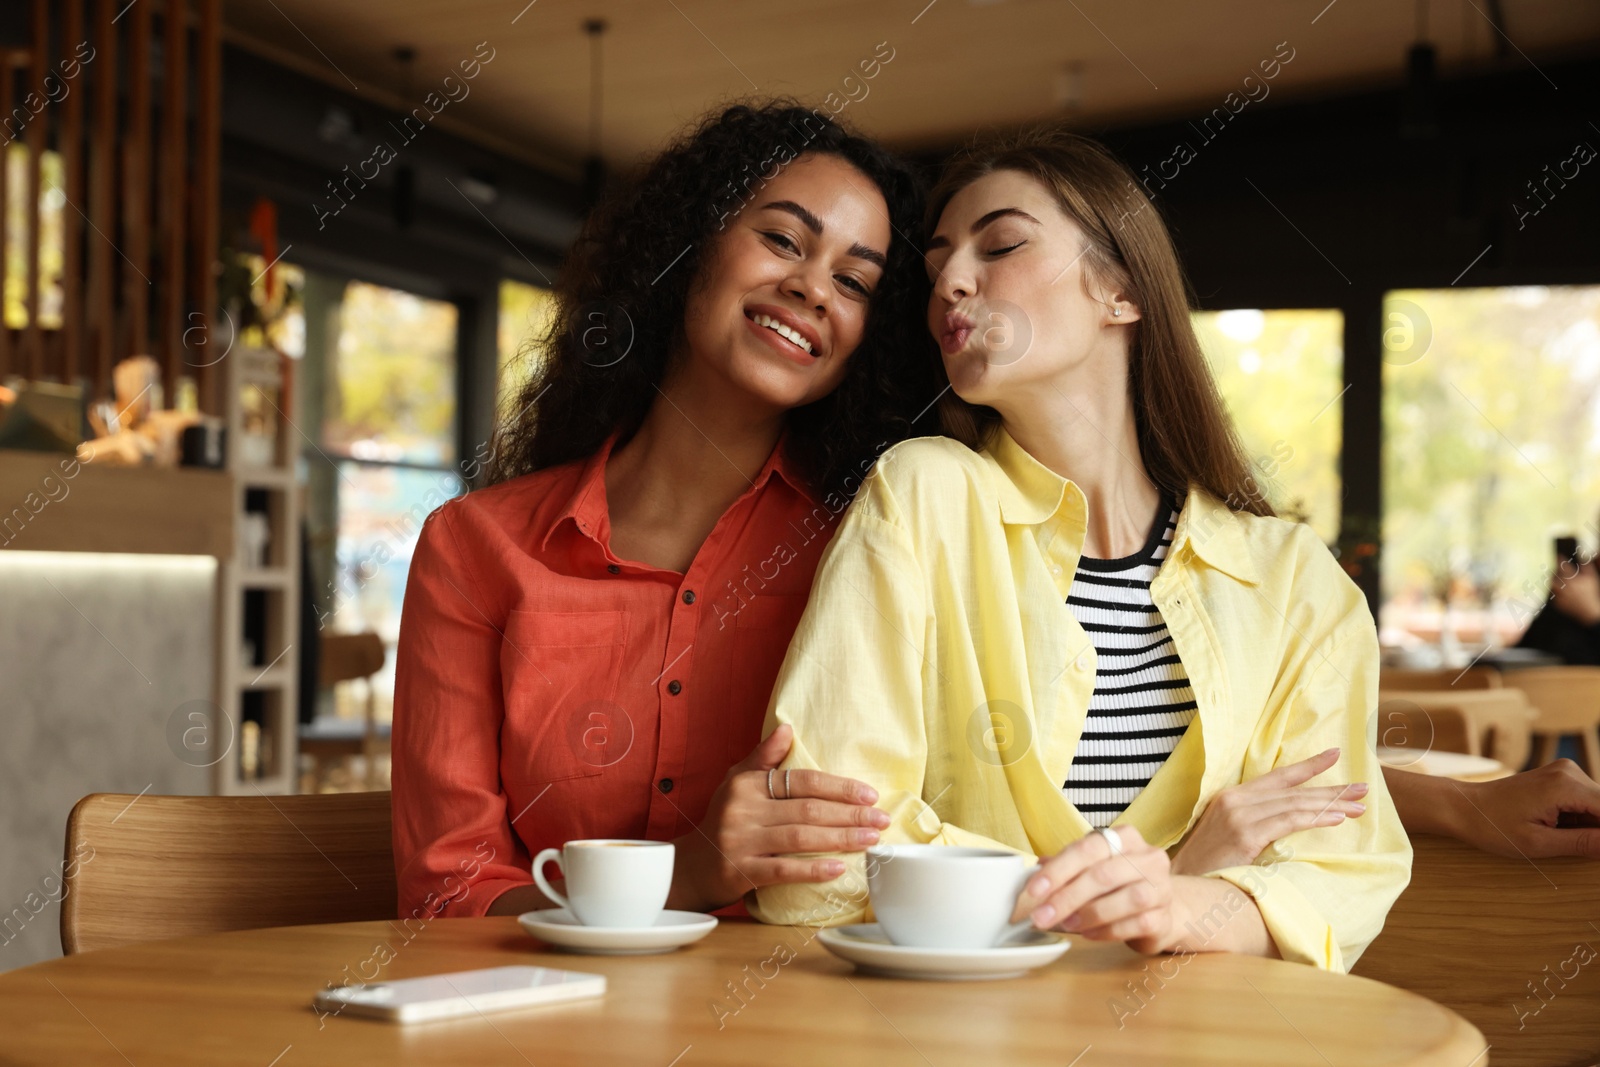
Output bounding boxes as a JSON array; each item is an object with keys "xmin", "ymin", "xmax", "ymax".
[{"xmin": 749, "ymin": 426, "xmax": 1411, "ymax": 972}]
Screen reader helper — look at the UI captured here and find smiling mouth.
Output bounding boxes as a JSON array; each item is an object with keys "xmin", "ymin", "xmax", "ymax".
[{"xmin": 748, "ymin": 311, "xmax": 816, "ymax": 356}]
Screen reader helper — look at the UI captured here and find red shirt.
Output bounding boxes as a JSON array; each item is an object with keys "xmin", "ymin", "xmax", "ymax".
[{"xmin": 391, "ymin": 427, "xmax": 841, "ymax": 919}]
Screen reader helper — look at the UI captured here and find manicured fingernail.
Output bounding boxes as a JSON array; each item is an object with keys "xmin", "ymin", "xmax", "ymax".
[
  {"xmin": 870, "ymin": 810, "xmax": 891, "ymax": 828},
  {"xmin": 859, "ymin": 787, "xmax": 879, "ymax": 803},
  {"xmin": 854, "ymin": 829, "xmax": 880, "ymax": 846},
  {"xmin": 1350, "ymin": 782, "xmax": 1370, "ymax": 795},
  {"xmin": 1348, "ymin": 802, "xmax": 1366, "ymax": 814},
  {"xmin": 1059, "ymin": 913, "xmax": 1081, "ymax": 931},
  {"xmin": 1033, "ymin": 904, "xmax": 1057, "ymax": 926},
  {"xmin": 825, "ymin": 860, "xmax": 845, "ymax": 876},
  {"xmin": 1028, "ymin": 876, "xmax": 1050, "ymax": 897}
]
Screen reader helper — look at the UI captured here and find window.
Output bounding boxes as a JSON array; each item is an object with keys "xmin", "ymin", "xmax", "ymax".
[
  {"xmin": 1193, "ymin": 308, "xmax": 1345, "ymax": 544},
  {"xmin": 497, "ymin": 278, "xmax": 557, "ymax": 418},
  {"xmin": 1380, "ymin": 285, "xmax": 1600, "ymax": 651},
  {"xmin": 296, "ymin": 276, "xmax": 464, "ymax": 720}
]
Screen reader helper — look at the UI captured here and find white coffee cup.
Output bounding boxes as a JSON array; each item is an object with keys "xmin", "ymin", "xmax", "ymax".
[
  {"xmin": 532, "ymin": 839, "xmax": 674, "ymax": 928},
  {"xmin": 866, "ymin": 844, "xmax": 1038, "ymax": 950}
]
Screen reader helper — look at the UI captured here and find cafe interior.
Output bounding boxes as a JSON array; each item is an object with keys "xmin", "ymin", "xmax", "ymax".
[{"xmin": 2, "ymin": 0, "xmax": 1600, "ymax": 1063}]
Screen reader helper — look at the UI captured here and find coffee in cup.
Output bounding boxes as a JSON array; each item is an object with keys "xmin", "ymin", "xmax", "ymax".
[
  {"xmin": 866, "ymin": 844, "xmax": 1037, "ymax": 949},
  {"xmin": 532, "ymin": 839, "xmax": 674, "ymax": 928}
]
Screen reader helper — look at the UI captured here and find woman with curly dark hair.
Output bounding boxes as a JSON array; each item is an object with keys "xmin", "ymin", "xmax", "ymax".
[{"xmin": 391, "ymin": 100, "xmax": 939, "ymax": 922}]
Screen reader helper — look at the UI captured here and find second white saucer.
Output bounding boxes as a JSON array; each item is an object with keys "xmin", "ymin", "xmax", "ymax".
[
  {"xmin": 517, "ymin": 909, "xmax": 718, "ymax": 955},
  {"xmin": 816, "ymin": 923, "xmax": 1071, "ymax": 980}
]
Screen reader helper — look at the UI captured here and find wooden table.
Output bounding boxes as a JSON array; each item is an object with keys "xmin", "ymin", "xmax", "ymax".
[{"xmin": 0, "ymin": 918, "xmax": 1485, "ymax": 1066}]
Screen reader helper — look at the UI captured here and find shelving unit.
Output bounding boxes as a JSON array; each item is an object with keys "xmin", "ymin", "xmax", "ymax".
[{"xmin": 213, "ymin": 345, "xmax": 301, "ymax": 795}]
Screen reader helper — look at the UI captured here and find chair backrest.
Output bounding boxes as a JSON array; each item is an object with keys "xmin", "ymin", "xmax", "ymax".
[
  {"xmin": 61, "ymin": 790, "xmax": 396, "ymax": 955},
  {"xmin": 1373, "ymin": 698, "xmax": 1475, "ymax": 754},
  {"xmin": 319, "ymin": 631, "xmax": 386, "ymax": 689},
  {"xmin": 1379, "ymin": 667, "xmax": 1503, "ymax": 691},
  {"xmin": 1353, "ymin": 834, "xmax": 1600, "ymax": 1067},
  {"xmin": 1505, "ymin": 666, "xmax": 1600, "ymax": 733}
]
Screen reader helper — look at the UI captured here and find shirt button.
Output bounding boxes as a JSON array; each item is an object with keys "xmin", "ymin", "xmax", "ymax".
[
  {"xmin": 1051, "ymin": 564, "xmax": 1062, "ymax": 575},
  {"xmin": 658, "ymin": 778, "xmax": 674, "ymax": 793},
  {"xmin": 1075, "ymin": 652, "xmax": 1091, "ymax": 671},
  {"xmin": 667, "ymin": 679, "xmax": 683, "ymax": 695},
  {"xmin": 682, "ymin": 589, "xmax": 696, "ymax": 604},
  {"xmin": 606, "ymin": 564, "xmax": 620, "ymax": 574}
]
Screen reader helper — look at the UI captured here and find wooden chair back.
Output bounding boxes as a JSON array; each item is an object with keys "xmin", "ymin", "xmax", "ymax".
[
  {"xmin": 1354, "ymin": 834, "xmax": 1600, "ymax": 1067},
  {"xmin": 319, "ymin": 631, "xmax": 386, "ymax": 688},
  {"xmin": 61, "ymin": 790, "xmax": 396, "ymax": 955},
  {"xmin": 1506, "ymin": 666, "xmax": 1600, "ymax": 774},
  {"xmin": 1374, "ymin": 698, "xmax": 1476, "ymax": 755},
  {"xmin": 1379, "ymin": 667, "xmax": 1503, "ymax": 691},
  {"xmin": 1508, "ymin": 666, "xmax": 1600, "ymax": 734}
]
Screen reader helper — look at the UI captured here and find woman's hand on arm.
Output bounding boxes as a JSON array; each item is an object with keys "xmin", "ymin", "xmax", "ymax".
[
  {"xmin": 667, "ymin": 723, "xmax": 891, "ymax": 912},
  {"xmin": 1385, "ymin": 758, "xmax": 1600, "ymax": 859},
  {"xmin": 1170, "ymin": 748, "xmax": 1369, "ymax": 876},
  {"xmin": 1012, "ymin": 826, "xmax": 1277, "ymax": 958}
]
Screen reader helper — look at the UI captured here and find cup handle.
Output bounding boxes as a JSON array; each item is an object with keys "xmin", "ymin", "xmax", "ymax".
[
  {"xmin": 532, "ymin": 847, "xmax": 571, "ymax": 914},
  {"xmin": 1001, "ymin": 862, "xmax": 1046, "ymax": 944}
]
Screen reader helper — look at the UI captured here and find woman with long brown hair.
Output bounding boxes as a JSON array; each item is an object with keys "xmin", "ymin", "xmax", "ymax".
[{"xmin": 750, "ymin": 126, "xmax": 1411, "ymax": 971}]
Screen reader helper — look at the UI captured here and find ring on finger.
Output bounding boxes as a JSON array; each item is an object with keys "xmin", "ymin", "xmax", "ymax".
[
  {"xmin": 785, "ymin": 769, "xmax": 792, "ymax": 800},
  {"xmin": 767, "ymin": 769, "xmax": 777, "ymax": 801},
  {"xmin": 1097, "ymin": 825, "xmax": 1124, "ymax": 859}
]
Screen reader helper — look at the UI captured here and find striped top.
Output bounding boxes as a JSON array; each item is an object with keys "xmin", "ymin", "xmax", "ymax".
[{"xmin": 1061, "ymin": 497, "xmax": 1197, "ymax": 828}]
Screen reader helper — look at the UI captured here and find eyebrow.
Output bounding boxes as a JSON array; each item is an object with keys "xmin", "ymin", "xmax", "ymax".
[
  {"xmin": 924, "ymin": 207, "xmax": 1042, "ymax": 252},
  {"xmin": 757, "ymin": 199, "xmax": 888, "ymax": 270}
]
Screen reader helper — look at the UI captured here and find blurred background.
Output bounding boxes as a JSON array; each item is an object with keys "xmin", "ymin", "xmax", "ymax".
[{"xmin": 1, "ymin": 0, "xmax": 1598, "ymax": 969}]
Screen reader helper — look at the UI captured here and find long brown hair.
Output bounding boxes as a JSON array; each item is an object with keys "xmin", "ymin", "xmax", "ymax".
[{"xmin": 924, "ymin": 125, "xmax": 1273, "ymax": 517}]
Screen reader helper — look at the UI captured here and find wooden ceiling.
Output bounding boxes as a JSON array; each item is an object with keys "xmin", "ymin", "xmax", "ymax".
[{"xmin": 223, "ymin": 0, "xmax": 1600, "ymax": 180}]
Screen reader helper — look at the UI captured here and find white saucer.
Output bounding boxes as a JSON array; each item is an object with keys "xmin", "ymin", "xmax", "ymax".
[
  {"xmin": 816, "ymin": 923, "xmax": 1070, "ymax": 980},
  {"xmin": 517, "ymin": 909, "xmax": 718, "ymax": 955}
]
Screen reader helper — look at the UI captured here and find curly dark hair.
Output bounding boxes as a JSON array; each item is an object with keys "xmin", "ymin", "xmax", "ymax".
[{"xmin": 483, "ymin": 99, "xmax": 939, "ymax": 500}]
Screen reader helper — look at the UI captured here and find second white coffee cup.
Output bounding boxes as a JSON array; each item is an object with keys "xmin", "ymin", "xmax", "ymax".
[
  {"xmin": 532, "ymin": 839, "xmax": 674, "ymax": 928},
  {"xmin": 866, "ymin": 844, "xmax": 1038, "ymax": 949}
]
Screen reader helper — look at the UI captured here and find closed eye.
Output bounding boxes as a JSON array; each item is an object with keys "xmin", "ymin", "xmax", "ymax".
[{"xmin": 988, "ymin": 241, "xmax": 1025, "ymax": 256}]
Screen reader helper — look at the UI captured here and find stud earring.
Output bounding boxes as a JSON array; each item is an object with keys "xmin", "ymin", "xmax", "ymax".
[{"xmin": 1112, "ymin": 305, "xmax": 1123, "ymax": 317}]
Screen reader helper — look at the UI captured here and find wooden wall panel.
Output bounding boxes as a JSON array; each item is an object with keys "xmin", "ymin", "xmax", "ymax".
[
  {"xmin": 5, "ymin": 0, "xmax": 223, "ymax": 416},
  {"xmin": 24, "ymin": 0, "xmax": 47, "ymax": 381},
  {"xmin": 123, "ymin": 0, "xmax": 152, "ymax": 366},
  {"xmin": 89, "ymin": 0, "xmax": 117, "ymax": 396},
  {"xmin": 61, "ymin": 0, "xmax": 86, "ymax": 386},
  {"xmin": 0, "ymin": 54, "xmax": 13, "ymax": 382}
]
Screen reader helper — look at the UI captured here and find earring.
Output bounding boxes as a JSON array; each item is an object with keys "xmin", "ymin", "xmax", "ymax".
[{"xmin": 1112, "ymin": 305, "xmax": 1123, "ymax": 317}]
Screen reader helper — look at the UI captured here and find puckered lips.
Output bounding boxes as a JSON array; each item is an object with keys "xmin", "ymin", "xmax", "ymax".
[
  {"xmin": 940, "ymin": 309, "xmax": 977, "ymax": 355},
  {"xmin": 745, "ymin": 303, "xmax": 823, "ymax": 364}
]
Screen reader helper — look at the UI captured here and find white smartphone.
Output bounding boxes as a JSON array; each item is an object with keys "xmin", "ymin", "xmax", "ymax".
[{"xmin": 313, "ymin": 965, "xmax": 605, "ymax": 1023}]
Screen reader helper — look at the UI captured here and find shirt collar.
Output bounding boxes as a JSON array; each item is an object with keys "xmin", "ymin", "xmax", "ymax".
[
  {"xmin": 980, "ymin": 421, "xmax": 1260, "ymax": 585},
  {"xmin": 540, "ymin": 424, "xmax": 818, "ymax": 553}
]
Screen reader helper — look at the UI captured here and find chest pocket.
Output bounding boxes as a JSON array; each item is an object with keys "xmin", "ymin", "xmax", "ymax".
[
  {"xmin": 728, "ymin": 593, "xmax": 808, "ymax": 761},
  {"xmin": 501, "ymin": 609, "xmax": 630, "ymax": 785}
]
